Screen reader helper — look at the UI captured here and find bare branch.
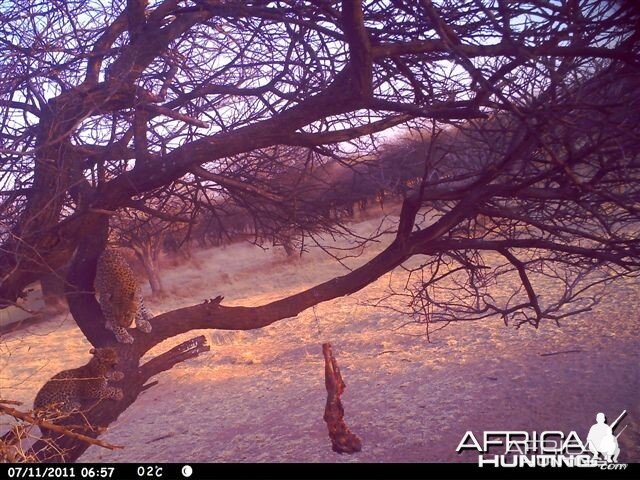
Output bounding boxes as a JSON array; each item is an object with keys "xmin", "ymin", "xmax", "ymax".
[{"xmin": 0, "ymin": 405, "xmax": 123, "ymax": 451}]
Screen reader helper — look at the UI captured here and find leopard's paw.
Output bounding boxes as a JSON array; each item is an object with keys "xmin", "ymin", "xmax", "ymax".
[
  {"xmin": 114, "ymin": 328, "xmax": 134, "ymax": 344},
  {"xmin": 136, "ymin": 319, "xmax": 152, "ymax": 333}
]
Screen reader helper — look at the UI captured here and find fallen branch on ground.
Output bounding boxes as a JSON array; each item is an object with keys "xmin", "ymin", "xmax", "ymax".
[{"xmin": 540, "ymin": 349, "xmax": 583, "ymax": 357}]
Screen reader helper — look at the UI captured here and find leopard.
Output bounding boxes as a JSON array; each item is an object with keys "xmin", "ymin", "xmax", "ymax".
[
  {"xmin": 33, "ymin": 348, "xmax": 124, "ymax": 419},
  {"xmin": 94, "ymin": 248, "xmax": 153, "ymax": 344}
]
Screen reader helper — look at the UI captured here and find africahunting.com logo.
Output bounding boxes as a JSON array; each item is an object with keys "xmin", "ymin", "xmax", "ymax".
[{"xmin": 456, "ymin": 410, "xmax": 629, "ymax": 470}]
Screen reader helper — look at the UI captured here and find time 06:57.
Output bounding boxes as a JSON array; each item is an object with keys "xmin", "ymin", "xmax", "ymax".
[{"xmin": 7, "ymin": 467, "xmax": 115, "ymax": 478}]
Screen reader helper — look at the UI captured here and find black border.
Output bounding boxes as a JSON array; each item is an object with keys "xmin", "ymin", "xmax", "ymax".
[{"xmin": 2, "ymin": 463, "xmax": 638, "ymax": 480}]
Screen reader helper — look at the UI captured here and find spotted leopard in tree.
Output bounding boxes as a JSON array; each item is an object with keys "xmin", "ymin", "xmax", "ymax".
[
  {"xmin": 33, "ymin": 348, "xmax": 124, "ymax": 418},
  {"xmin": 94, "ymin": 248, "xmax": 153, "ymax": 344}
]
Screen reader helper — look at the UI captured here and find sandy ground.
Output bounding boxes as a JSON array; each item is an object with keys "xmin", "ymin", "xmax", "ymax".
[{"xmin": 1, "ymin": 215, "xmax": 639, "ymax": 463}]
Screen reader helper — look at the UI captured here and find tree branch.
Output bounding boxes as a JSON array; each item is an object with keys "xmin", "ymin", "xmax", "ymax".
[
  {"xmin": 0, "ymin": 405, "xmax": 123, "ymax": 451},
  {"xmin": 371, "ymin": 40, "xmax": 637, "ymax": 63},
  {"xmin": 139, "ymin": 335, "xmax": 210, "ymax": 381},
  {"xmin": 418, "ymin": 238, "xmax": 639, "ymax": 268},
  {"xmin": 499, "ymin": 248, "xmax": 543, "ymax": 324},
  {"xmin": 140, "ymin": 103, "xmax": 210, "ymax": 128}
]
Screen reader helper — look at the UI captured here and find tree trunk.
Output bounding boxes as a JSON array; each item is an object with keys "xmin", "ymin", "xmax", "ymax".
[
  {"xmin": 133, "ymin": 243, "xmax": 164, "ymax": 296},
  {"xmin": 29, "ymin": 335, "xmax": 210, "ymax": 462},
  {"xmin": 28, "ymin": 218, "xmax": 210, "ymax": 462},
  {"xmin": 40, "ymin": 267, "xmax": 68, "ymax": 312}
]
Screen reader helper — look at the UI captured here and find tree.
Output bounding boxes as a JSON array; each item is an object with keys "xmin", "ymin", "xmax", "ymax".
[
  {"xmin": 0, "ymin": 0, "xmax": 639, "ymax": 462},
  {"xmin": 110, "ymin": 199, "xmax": 194, "ymax": 295}
]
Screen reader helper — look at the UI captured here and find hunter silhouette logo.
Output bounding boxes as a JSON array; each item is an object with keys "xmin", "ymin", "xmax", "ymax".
[
  {"xmin": 586, "ymin": 411, "xmax": 627, "ymax": 463},
  {"xmin": 456, "ymin": 410, "xmax": 629, "ymax": 469}
]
